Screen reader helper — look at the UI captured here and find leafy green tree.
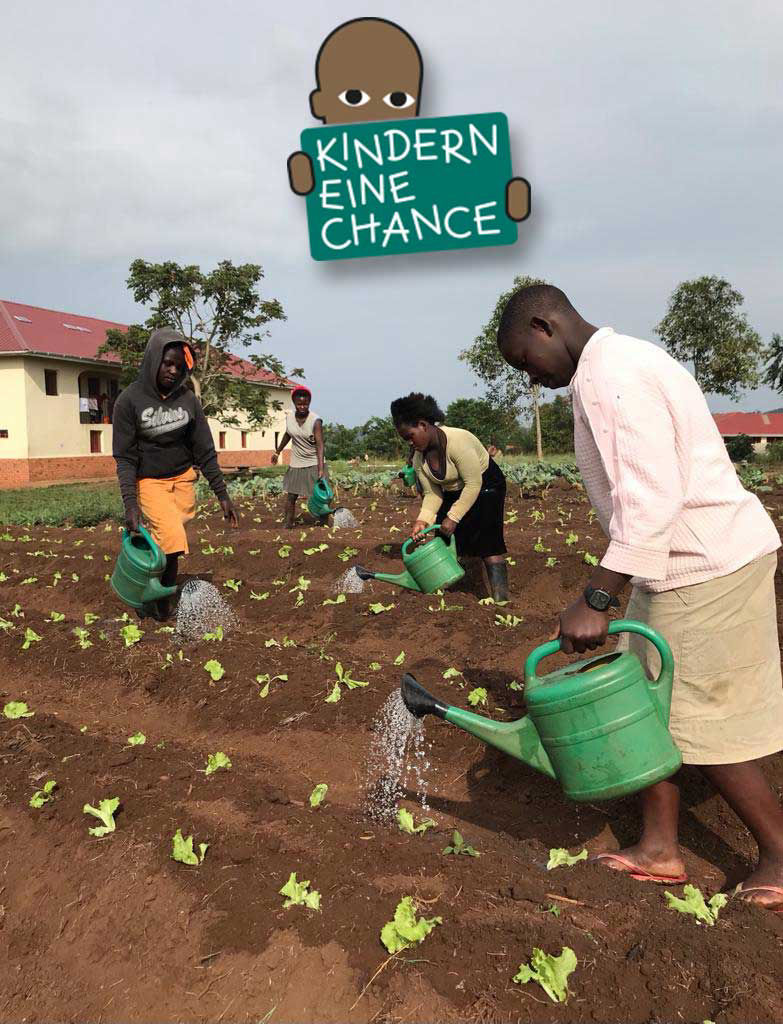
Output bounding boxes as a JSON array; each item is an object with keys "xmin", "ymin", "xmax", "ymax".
[
  {"xmin": 762, "ymin": 333, "xmax": 783, "ymax": 392},
  {"xmin": 724, "ymin": 434, "xmax": 754, "ymax": 463},
  {"xmin": 655, "ymin": 276, "xmax": 762, "ymax": 400},
  {"xmin": 323, "ymin": 423, "xmax": 361, "ymax": 461},
  {"xmin": 100, "ymin": 259, "xmax": 298, "ymax": 428},
  {"xmin": 356, "ymin": 416, "xmax": 407, "ymax": 459},
  {"xmin": 444, "ymin": 398, "xmax": 523, "ymax": 449},
  {"xmin": 537, "ymin": 396, "xmax": 575, "ymax": 453},
  {"xmin": 460, "ymin": 274, "xmax": 549, "ymax": 457}
]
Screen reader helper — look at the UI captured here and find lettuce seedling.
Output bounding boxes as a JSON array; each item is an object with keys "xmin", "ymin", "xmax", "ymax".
[
  {"xmin": 397, "ymin": 808, "xmax": 436, "ymax": 835},
  {"xmin": 583, "ymin": 552, "xmax": 599, "ymax": 566},
  {"xmin": 309, "ymin": 784, "xmax": 328, "ymax": 808},
  {"xmin": 256, "ymin": 673, "xmax": 287, "ymax": 698},
  {"xmin": 369, "ymin": 662, "xmax": 382, "ymax": 671},
  {"xmin": 335, "ymin": 663, "xmax": 367, "ymax": 689},
  {"xmin": 171, "ymin": 829, "xmax": 208, "ymax": 866},
  {"xmin": 304, "ymin": 544, "xmax": 328, "ymax": 555},
  {"xmin": 126, "ymin": 732, "xmax": 146, "ymax": 747},
  {"xmin": 513, "ymin": 947, "xmax": 577, "ymax": 1003},
  {"xmin": 442, "ymin": 830, "xmax": 480, "ymax": 857},
  {"xmin": 204, "ymin": 659, "xmax": 225, "ymax": 681},
  {"xmin": 467, "ymin": 688, "xmax": 488, "ymax": 707},
  {"xmin": 250, "ymin": 591, "xmax": 270, "ymax": 601},
  {"xmin": 279, "ymin": 872, "xmax": 321, "ymax": 910},
  {"xmin": 664, "ymin": 885, "xmax": 727, "ymax": 926},
  {"xmin": 324, "ymin": 682, "xmax": 341, "ymax": 703},
  {"xmin": 30, "ymin": 779, "xmax": 57, "ymax": 808},
  {"xmin": 442, "ymin": 667, "xmax": 463, "ymax": 680},
  {"xmin": 566, "ymin": 532, "xmax": 578, "ymax": 546},
  {"xmin": 83, "ymin": 797, "xmax": 120, "ymax": 837},
  {"xmin": 202, "ymin": 625, "xmax": 224, "ymax": 642},
  {"xmin": 204, "ymin": 752, "xmax": 232, "ymax": 775},
  {"xmin": 21, "ymin": 628, "xmax": 42, "ymax": 650},
  {"xmin": 337, "ymin": 547, "xmax": 359, "ymax": 562},
  {"xmin": 84, "ymin": 612, "xmax": 99, "ymax": 625},
  {"xmin": 223, "ymin": 579, "xmax": 241, "ymax": 592},
  {"xmin": 4, "ymin": 701, "xmax": 34, "ymax": 719},
  {"xmin": 368, "ymin": 602, "xmax": 395, "ymax": 614},
  {"xmin": 277, "ymin": 545, "xmax": 292, "ymax": 558},
  {"xmin": 21, "ymin": 577, "xmax": 38, "ymax": 585},
  {"xmin": 394, "ymin": 651, "xmax": 405, "ymax": 666},
  {"xmin": 494, "ymin": 614, "xmax": 523, "ymax": 628},
  {"xmin": 72, "ymin": 627, "xmax": 92, "ymax": 650},
  {"xmin": 322, "ymin": 594, "xmax": 346, "ymax": 606},
  {"xmin": 381, "ymin": 896, "xmax": 441, "ymax": 954},
  {"xmin": 547, "ymin": 848, "xmax": 588, "ymax": 870},
  {"xmin": 120, "ymin": 624, "xmax": 143, "ymax": 647},
  {"xmin": 47, "ymin": 611, "xmax": 65, "ymax": 623}
]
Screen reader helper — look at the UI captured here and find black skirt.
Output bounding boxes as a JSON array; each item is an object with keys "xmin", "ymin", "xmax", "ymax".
[{"xmin": 436, "ymin": 458, "xmax": 507, "ymax": 558}]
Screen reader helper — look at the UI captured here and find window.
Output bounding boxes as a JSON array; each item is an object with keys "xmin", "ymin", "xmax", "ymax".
[
  {"xmin": 90, "ymin": 430, "xmax": 102, "ymax": 454},
  {"xmin": 241, "ymin": 431, "xmax": 248, "ymax": 449},
  {"xmin": 0, "ymin": 429, "xmax": 8, "ymax": 439},
  {"xmin": 45, "ymin": 369, "xmax": 58, "ymax": 396},
  {"xmin": 219, "ymin": 431, "xmax": 226, "ymax": 450}
]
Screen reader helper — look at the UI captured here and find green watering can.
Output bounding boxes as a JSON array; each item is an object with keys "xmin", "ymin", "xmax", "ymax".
[
  {"xmin": 400, "ymin": 620, "xmax": 682, "ymax": 801},
  {"xmin": 110, "ymin": 526, "xmax": 178, "ymax": 611},
  {"xmin": 400, "ymin": 464, "xmax": 417, "ymax": 487},
  {"xmin": 355, "ymin": 524, "xmax": 465, "ymax": 594},
  {"xmin": 307, "ymin": 477, "xmax": 335, "ymax": 519}
]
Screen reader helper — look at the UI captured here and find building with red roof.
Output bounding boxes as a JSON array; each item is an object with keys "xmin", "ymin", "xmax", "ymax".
[
  {"xmin": 712, "ymin": 411, "xmax": 783, "ymax": 445},
  {"xmin": 0, "ymin": 300, "xmax": 296, "ymax": 487}
]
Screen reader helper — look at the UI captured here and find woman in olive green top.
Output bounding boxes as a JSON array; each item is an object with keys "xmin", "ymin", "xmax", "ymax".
[{"xmin": 391, "ymin": 392, "xmax": 509, "ymax": 602}]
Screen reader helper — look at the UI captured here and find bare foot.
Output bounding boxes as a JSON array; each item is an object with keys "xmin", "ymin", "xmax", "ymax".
[
  {"xmin": 736, "ymin": 856, "xmax": 783, "ymax": 910},
  {"xmin": 592, "ymin": 842, "xmax": 686, "ymax": 881}
]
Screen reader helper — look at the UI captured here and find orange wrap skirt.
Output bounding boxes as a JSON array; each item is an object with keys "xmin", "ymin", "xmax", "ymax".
[{"xmin": 137, "ymin": 467, "xmax": 197, "ymax": 554}]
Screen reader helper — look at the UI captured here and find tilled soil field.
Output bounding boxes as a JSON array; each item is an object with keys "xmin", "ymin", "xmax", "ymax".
[{"xmin": 1, "ymin": 480, "xmax": 782, "ymax": 1023}]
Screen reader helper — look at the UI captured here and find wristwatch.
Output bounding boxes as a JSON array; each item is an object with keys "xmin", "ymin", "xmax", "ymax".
[{"xmin": 583, "ymin": 585, "xmax": 620, "ymax": 612}]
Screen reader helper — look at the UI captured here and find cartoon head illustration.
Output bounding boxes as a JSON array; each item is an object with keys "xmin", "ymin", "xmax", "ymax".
[{"xmin": 309, "ymin": 18, "xmax": 423, "ymax": 125}]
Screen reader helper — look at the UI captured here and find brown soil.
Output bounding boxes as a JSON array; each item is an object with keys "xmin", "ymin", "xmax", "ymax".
[{"xmin": 1, "ymin": 484, "xmax": 782, "ymax": 1023}]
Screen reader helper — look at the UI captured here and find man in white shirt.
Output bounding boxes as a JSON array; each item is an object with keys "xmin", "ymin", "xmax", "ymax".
[{"xmin": 497, "ymin": 283, "xmax": 783, "ymax": 913}]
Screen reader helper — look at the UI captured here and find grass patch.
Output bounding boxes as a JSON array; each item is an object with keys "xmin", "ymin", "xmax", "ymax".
[{"xmin": 0, "ymin": 482, "xmax": 124, "ymax": 527}]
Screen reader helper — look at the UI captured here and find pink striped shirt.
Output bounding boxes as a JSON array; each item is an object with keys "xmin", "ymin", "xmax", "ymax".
[{"xmin": 570, "ymin": 327, "xmax": 780, "ymax": 592}]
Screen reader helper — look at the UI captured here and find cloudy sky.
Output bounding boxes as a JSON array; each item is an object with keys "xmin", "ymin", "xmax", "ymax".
[{"xmin": 1, "ymin": 1, "xmax": 781, "ymax": 423}]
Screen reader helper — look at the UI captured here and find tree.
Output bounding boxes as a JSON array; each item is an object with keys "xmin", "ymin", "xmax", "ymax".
[
  {"xmin": 537, "ymin": 396, "xmax": 575, "ymax": 453},
  {"xmin": 355, "ymin": 416, "xmax": 407, "ymax": 459},
  {"xmin": 724, "ymin": 434, "xmax": 754, "ymax": 463},
  {"xmin": 100, "ymin": 259, "xmax": 299, "ymax": 428},
  {"xmin": 460, "ymin": 275, "xmax": 549, "ymax": 458},
  {"xmin": 655, "ymin": 276, "xmax": 763, "ymax": 400},
  {"xmin": 762, "ymin": 333, "xmax": 783, "ymax": 392},
  {"xmin": 444, "ymin": 398, "xmax": 523, "ymax": 449},
  {"xmin": 322, "ymin": 423, "xmax": 361, "ymax": 461}
]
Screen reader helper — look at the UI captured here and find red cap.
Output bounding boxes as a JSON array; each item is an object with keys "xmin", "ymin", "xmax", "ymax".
[{"xmin": 291, "ymin": 385, "xmax": 311, "ymax": 398}]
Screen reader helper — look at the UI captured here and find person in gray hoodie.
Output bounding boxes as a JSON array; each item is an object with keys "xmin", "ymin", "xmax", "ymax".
[{"xmin": 112, "ymin": 328, "xmax": 238, "ymax": 619}]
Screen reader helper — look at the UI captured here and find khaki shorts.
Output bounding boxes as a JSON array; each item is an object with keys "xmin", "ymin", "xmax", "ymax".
[
  {"xmin": 137, "ymin": 467, "xmax": 197, "ymax": 555},
  {"xmin": 619, "ymin": 553, "xmax": 783, "ymax": 765}
]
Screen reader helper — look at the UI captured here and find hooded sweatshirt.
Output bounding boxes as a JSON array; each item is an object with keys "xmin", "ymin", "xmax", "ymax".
[{"xmin": 112, "ymin": 328, "xmax": 228, "ymax": 515}]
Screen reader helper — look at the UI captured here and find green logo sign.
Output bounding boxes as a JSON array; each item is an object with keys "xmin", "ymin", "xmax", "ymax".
[{"xmin": 300, "ymin": 112, "xmax": 520, "ymax": 262}]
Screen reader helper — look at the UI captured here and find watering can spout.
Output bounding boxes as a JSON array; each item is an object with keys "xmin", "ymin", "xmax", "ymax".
[
  {"xmin": 355, "ymin": 565, "xmax": 422, "ymax": 592},
  {"xmin": 399, "ymin": 675, "xmax": 556, "ymax": 779}
]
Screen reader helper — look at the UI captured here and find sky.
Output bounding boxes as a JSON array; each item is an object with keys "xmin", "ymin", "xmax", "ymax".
[{"xmin": 1, "ymin": 1, "xmax": 781, "ymax": 424}]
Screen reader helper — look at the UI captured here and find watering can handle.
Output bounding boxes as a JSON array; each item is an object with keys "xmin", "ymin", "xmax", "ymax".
[
  {"xmin": 401, "ymin": 523, "xmax": 452, "ymax": 558},
  {"xmin": 524, "ymin": 619, "xmax": 674, "ymax": 690},
  {"xmin": 123, "ymin": 524, "xmax": 156, "ymax": 548}
]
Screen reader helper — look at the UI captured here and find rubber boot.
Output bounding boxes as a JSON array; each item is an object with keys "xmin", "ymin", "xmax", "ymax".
[{"xmin": 486, "ymin": 561, "xmax": 509, "ymax": 604}]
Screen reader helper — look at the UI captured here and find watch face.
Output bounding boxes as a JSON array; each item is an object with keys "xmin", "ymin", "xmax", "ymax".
[{"xmin": 587, "ymin": 588, "xmax": 611, "ymax": 611}]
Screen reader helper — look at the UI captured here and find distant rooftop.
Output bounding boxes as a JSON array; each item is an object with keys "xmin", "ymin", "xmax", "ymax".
[
  {"xmin": 0, "ymin": 299, "xmax": 297, "ymax": 388},
  {"xmin": 713, "ymin": 411, "xmax": 783, "ymax": 438}
]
